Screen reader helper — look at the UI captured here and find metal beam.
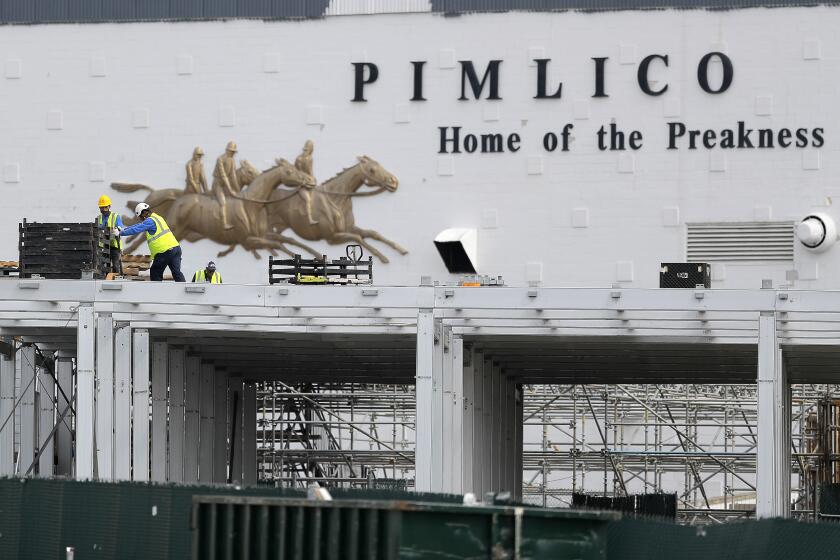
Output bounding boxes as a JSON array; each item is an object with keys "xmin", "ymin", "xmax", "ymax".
[
  {"xmin": 132, "ymin": 329, "xmax": 150, "ymax": 481},
  {"xmin": 229, "ymin": 376, "xmax": 243, "ymax": 484},
  {"xmin": 414, "ymin": 309, "xmax": 434, "ymax": 492},
  {"xmin": 55, "ymin": 353, "xmax": 73, "ymax": 476},
  {"xmin": 37, "ymin": 365, "xmax": 54, "ymax": 477},
  {"xmin": 243, "ymin": 382, "xmax": 257, "ymax": 485},
  {"xmin": 184, "ymin": 356, "xmax": 201, "ymax": 484},
  {"xmin": 151, "ymin": 341, "xmax": 168, "ymax": 482},
  {"xmin": 199, "ymin": 363, "xmax": 215, "ymax": 483},
  {"xmin": 76, "ymin": 304, "xmax": 95, "ymax": 479},
  {"xmin": 95, "ymin": 314, "xmax": 114, "ymax": 479},
  {"xmin": 114, "ymin": 326, "xmax": 132, "ymax": 480},
  {"xmin": 0, "ymin": 347, "xmax": 14, "ymax": 475},
  {"xmin": 168, "ymin": 347, "xmax": 185, "ymax": 483},
  {"xmin": 213, "ymin": 369, "xmax": 228, "ymax": 483},
  {"xmin": 756, "ymin": 311, "xmax": 790, "ymax": 518}
]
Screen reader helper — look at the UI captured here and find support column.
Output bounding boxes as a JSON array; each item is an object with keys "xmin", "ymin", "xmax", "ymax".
[
  {"xmin": 414, "ymin": 309, "xmax": 434, "ymax": 492},
  {"xmin": 481, "ymin": 358, "xmax": 493, "ymax": 494},
  {"xmin": 213, "ymin": 370, "xmax": 228, "ymax": 483},
  {"xmin": 132, "ymin": 329, "xmax": 150, "ymax": 481},
  {"xmin": 449, "ymin": 335, "xmax": 464, "ymax": 494},
  {"xmin": 55, "ymin": 352, "xmax": 73, "ymax": 477},
  {"xmin": 113, "ymin": 326, "xmax": 132, "ymax": 480},
  {"xmin": 18, "ymin": 344, "xmax": 36, "ymax": 476},
  {"xmin": 199, "ymin": 363, "xmax": 215, "ymax": 483},
  {"xmin": 168, "ymin": 347, "xmax": 185, "ymax": 483},
  {"xmin": 95, "ymin": 314, "xmax": 114, "ymax": 480},
  {"xmin": 503, "ymin": 376, "xmax": 516, "ymax": 493},
  {"xmin": 462, "ymin": 346, "xmax": 474, "ymax": 495},
  {"xmin": 184, "ymin": 356, "xmax": 201, "ymax": 484},
  {"xmin": 500, "ymin": 374, "xmax": 511, "ymax": 493},
  {"xmin": 243, "ymin": 382, "xmax": 257, "ymax": 485},
  {"xmin": 471, "ymin": 351, "xmax": 484, "ymax": 495},
  {"xmin": 151, "ymin": 340, "xmax": 169, "ymax": 482},
  {"xmin": 441, "ymin": 328, "xmax": 454, "ymax": 493},
  {"xmin": 229, "ymin": 376, "xmax": 244, "ymax": 484},
  {"xmin": 37, "ymin": 365, "xmax": 55, "ymax": 476},
  {"xmin": 514, "ymin": 383, "xmax": 524, "ymax": 501},
  {"xmin": 0, "ymin": 346, "xmax": 15, "ymax": 475},
  {"xmin": 756, "ymin": 312, "xmax": 790, "ymax": 518},
  {"xmin": 490, "ymin": 363, "xmax": 502, "ymax": 492},
  {"xmin": 76, "ymin": 304, "xmax": 95, "ymax": 479}
]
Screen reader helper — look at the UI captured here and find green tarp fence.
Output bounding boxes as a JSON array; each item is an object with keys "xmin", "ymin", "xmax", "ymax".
[
  {"xmin": 5, "ymin": 478, "xmax": 840, "ymax": 559},
  {"xmin": 0, "ymin": 478, "xmax": 460, "ymax": 560}
]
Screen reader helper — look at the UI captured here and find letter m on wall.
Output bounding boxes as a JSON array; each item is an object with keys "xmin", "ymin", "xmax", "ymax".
[{"xmin": 459, "ymin": 60, "xmax": 503, "ymax": 100}]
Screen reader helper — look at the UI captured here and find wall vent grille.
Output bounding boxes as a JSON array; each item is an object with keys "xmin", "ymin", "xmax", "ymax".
[{"xmin": 686, "ymin": 222, "xmax": 794, "ymax": 262}]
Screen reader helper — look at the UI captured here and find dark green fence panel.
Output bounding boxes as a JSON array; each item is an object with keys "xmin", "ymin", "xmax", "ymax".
[
  {"xmin": 606, "ymin": 518, "xmax": 840, "ymax": 560},
  {"xmin": 191, "ymin": 496, "xmax": 616, "ymax": 560}
]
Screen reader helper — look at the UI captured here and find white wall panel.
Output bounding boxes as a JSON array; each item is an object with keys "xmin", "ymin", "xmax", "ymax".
[{"xmin": 0, "ymin": 10, "xmax": 835, "ymax": 289}]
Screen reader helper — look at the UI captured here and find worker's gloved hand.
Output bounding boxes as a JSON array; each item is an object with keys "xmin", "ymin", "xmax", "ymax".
[{"xmin": 112, "ymin": 227, "xmax": 122, "ymax": 237}]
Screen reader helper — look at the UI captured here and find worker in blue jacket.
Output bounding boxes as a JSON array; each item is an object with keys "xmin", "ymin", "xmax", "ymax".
[{"xmin": 117, "ymin": 203, "xmax": 186, "ymax": 282}]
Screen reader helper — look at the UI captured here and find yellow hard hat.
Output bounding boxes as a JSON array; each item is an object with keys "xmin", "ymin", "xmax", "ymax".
[{"xmin": 98, "ymin": 195, "xmax": 111, "ymax": 207}]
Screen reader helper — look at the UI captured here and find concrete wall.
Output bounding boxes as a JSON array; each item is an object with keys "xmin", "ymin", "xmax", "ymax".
[{"xmin": 0, "ymin": 8, "xmax": 837, "ymax": 287}]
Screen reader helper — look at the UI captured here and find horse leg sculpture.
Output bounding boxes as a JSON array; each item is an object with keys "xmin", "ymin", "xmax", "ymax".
[
  {"xmin": 244, "ymin": 236, "xmax": 307, "ymax": 259},
  {"xmin": 350, "ymin": 226, "xmax": 409, "ymax": 255},
  {"xmin": 217, "ymin": 245, "xmax": 237, "ymax": 258},
  {"xmin": 265, "ymin": 232, "xmax": 321, "ymax": 258},
  {"xmin": 326, "ymin": 233, "xmax": 389, "ymax": 263}
]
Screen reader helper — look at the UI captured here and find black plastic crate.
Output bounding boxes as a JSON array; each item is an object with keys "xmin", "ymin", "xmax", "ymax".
[
  {"xmin": 660, "ymin": 263, "xmax": 711, "ymax": 289},
  {"xmin": 19, "ymin": 220, "xmax": 111, "ymax": 279}
]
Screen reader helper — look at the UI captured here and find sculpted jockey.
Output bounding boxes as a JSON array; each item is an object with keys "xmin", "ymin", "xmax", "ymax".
[
  {"xmin": 212, "ymin": 141, "xmax": 240, "ymax": 230},
  {"xmin": 185, "ymin": 147, "xmax": 208, "ymax": 195},
  {"xmin": 294, "ymin": 140, "xmax": 319, "ymax": 225}
]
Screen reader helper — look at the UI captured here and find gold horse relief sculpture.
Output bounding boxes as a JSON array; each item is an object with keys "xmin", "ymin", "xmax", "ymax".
[{"xmin": 109, "ymin": 142, "xmax": 408, "ymax": 262}]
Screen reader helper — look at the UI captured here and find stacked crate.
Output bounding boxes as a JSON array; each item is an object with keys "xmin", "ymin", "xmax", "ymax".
[
  {"xmin": 18, "ymin": 221, "xmax": 111, "ymax": 279},
  {"xmin": 121, "ymin": 254, "xmax": 152, "ymax": 280}
]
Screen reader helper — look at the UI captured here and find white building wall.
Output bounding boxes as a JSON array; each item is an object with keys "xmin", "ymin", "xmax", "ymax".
[{"xmin": 0, "ymin": 9, "xmax": 837, "ymax": 288}]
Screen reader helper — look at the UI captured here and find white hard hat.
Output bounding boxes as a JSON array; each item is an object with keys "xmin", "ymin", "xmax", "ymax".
[{"xmin": 134, "ymin": 202, "xmax": 150, "ymax": 217}]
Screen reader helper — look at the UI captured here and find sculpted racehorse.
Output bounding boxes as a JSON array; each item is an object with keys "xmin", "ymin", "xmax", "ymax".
[
  {"xmin": 267, "ymin": 156, "xmax": 407, "ymax": 263},
  {"xmin": 111, "ymin": 160, "xmax": 260, "ymax": 254},
  {"xmin": 164, "ymin": 158, "xmax": 316, "ymax": 258}
]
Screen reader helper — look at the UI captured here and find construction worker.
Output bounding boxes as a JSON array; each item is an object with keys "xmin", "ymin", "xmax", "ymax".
[
  {"xmin": 117, "ymin": 203, "xmax": 186, "ymax": 282},
  {"xmin": 191, "ymin": 261, "xmax": 222, "ymax": 283},
  {"xmin": 95, "ymin": 195, "xmax": 124, "ymax": 274}
]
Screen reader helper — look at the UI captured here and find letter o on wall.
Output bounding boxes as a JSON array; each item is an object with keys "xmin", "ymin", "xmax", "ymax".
[{"xmin": 697, "ymin": 52, "xmax": 734, "ymax": 94}]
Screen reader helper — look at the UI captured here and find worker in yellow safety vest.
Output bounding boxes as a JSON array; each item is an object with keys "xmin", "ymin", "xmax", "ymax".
[
  {"xmin": 117, "ymin": 203, "xmax": 186, "ymax": 282},
  {"xmin": 192, "ymin": 261, "xmax": 222, "ymax": 283},
  {"xmin": 95, "ymin": 195, "xmax": 124, "ymax": 274}
]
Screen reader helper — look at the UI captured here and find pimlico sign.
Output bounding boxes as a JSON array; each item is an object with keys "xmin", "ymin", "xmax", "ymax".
[{"xmin": 350, "ymin": 54, "xmax": 825, "ymax": 154}]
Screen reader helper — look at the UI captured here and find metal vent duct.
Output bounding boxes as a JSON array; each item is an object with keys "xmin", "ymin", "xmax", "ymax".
[{"xmin": 686, "ymin": 222, "xmax": 794, "ymax": 262}]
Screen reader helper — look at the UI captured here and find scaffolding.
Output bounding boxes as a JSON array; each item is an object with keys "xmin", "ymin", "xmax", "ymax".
[{"xmin": 256, "ymin": 381, "xmax": 840, "ymax": 524}]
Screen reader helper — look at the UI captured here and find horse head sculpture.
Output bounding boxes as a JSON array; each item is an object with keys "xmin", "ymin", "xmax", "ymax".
[{"xmin": 357, "ymin": 155, "xmax": 398, "ymax": 192}]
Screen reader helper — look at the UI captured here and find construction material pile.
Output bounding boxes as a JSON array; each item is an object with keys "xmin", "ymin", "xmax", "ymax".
[
  {"xmin": 18, "ymin": 221, "xmax": 110, "ymax": 279},
  {"xmin": 0, "ymin": 261, "xmax": 19, "ymax": 277},
  {"xmin": 120, "ymin": 254, "xmax": 152, "ymax": 280}
]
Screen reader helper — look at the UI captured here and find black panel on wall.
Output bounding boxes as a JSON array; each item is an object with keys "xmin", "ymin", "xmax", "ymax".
[
  {"xmin": 0, "ymin": 0, "xmax": 835, "ymax": 24},
  {"xmin": 136, "ymin": 0, "xmax": 171, "ymax": 19},
  {"xmin": 35, "ymin": 0, "xmax": 69, "ymax": 21},
  {"xmin": 430, "ymin": 0, "xmax": 834, "ymax": 10}
]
